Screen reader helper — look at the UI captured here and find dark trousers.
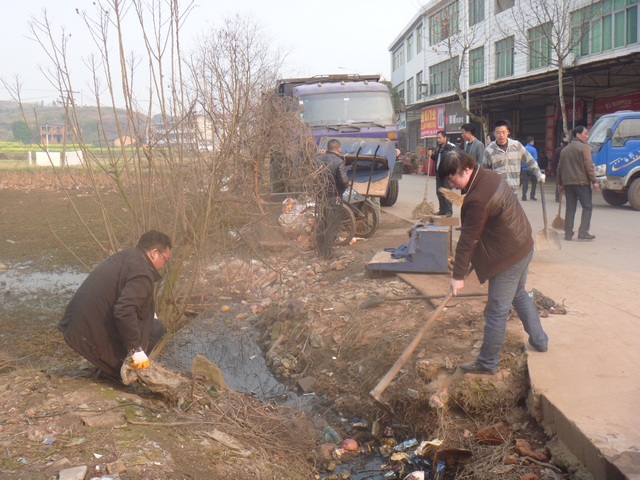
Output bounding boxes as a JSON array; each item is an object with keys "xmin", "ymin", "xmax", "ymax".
[
  {"xmin": 316, "ymin": 197, "xmax": 341, "ymax": 259},
  {"xmin": 564, "ymin": 185, "xmax": 593, "ymax": 237},
  {"xmin": 436, "ymin": 175, "xmax": 453, "ymax": 215},
  {"xmin": 521, "ymin": 170, "xmax": 537, "ymax": 199}
]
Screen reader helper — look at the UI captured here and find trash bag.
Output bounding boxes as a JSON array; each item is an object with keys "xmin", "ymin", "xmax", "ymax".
[{"xmin": 121, "ymin": 357, "xmax": 189, "ymax": 404}]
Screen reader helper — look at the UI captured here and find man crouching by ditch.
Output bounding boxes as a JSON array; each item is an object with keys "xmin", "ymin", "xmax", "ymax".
[
  {"xmin": 58, "ymin": 230, "xmax": 172, "ymax": 383},
  {"xmin": 439, "ymin": 151, "xmax": 548, "ymax": 375}
]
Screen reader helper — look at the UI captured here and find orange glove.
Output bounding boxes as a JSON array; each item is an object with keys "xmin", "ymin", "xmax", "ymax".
[{"xmin": 131, "ymin": 350, "xmax": 150, "ymax": 369}]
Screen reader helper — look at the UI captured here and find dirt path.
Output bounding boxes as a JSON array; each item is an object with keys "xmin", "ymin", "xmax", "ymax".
[{"xmin": 0, "ymin": 180, "xmax": 579, "ymax": 479}]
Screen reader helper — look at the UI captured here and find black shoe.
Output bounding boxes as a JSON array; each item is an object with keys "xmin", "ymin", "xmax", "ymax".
[
  {"xmin": 529, "ymin": 341, "xmax": 548, "ymax": 353},
  {"xmin": 436, "ymin": 210, "xmax": 446, "ymax": 216},
  {"xmin": 458, "ymin": 361, "xmax": 497, "ymax": 375},
  {"xmin": 578, "ymin": 233, "xmax": 595, "ymax": 240},
  {"xmin": 521, "ymin": 197, "xmax": 527, "ymax": 201},
  {"xmin": 530, "ymin": 197, "xmax": 537, "ymax": 201},
  {"xmin": 564, "ymin": 235, "xmax": 573, "ymax": 241},
  {"xmin": 446, "ymin": 212, "xmax": 453, "ymax": 217}
]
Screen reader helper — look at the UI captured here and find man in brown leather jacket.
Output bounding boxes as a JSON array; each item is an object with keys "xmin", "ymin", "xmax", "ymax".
[{"xmin": 439, "ymin": 151, "xmax": 548, "ymax": 374}]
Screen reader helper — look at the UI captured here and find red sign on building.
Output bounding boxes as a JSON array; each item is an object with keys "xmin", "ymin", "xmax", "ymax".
[{"xmin": 420, "ymin": 104, "xmax": 445, "ymax": 138}]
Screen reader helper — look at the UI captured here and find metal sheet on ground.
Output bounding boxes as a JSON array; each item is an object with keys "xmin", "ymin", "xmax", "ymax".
[{"xmin": 398, "ymin": 271, "xmax": 487, "ymax": 306}]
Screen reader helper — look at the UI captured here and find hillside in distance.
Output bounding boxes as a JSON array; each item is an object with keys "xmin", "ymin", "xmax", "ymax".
[{"xmin": 0, "ymin": 100, "xmax": 147, "ymax": 145}]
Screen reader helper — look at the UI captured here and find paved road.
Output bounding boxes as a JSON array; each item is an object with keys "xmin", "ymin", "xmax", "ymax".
[{"xmin": 384, "ymin": 173, "xmax": 640, "ymax": 480}]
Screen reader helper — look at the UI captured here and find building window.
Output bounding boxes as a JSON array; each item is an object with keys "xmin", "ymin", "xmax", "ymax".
[
  {"xmin": 393, "ymin": 46, "xmax": 405, "ymax": 71},
  {"xmin": 528, "ymin": 23, "xmax": 552, "ymax": 70},
  {"xmin": 469, "ymin": 0, "xmax": 485, "ymax": 25},
  {"xmin": 416, "ymin": 71, "xmax": 424, "ymax": 99},
  {"xmin": 495, "ymin": 0, "xmax": 514, "ymax": 14},
  {"xmin": 469, "ymin": 46, "xmax": 485, "ymax": 84},
  {"xmin": 495, "ymin": 36, "xmax": 514, "ymax": 78},
  {"xmin": 407, "ymin": 77, "xmax": 415, "ymax": 104},
  {"xmin": 429, "ymin": 57, "xmax": 459, "ymax": 95},
  {"xmin": 417, "ymin": 24, "xmax": 423, "ymax": 53},
  {"xmin": 407, "ymin": 34, "xmax": 414, "ymax": 61},
  {"xmin": 572, "ymin": 0, "xmax": 638, "ymax": 57},
  {"xmin": 429, "ymin": 1, "xmax": 460, "ymax": 45}
]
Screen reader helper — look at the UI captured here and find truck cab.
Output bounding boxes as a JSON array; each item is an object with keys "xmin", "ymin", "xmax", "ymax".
[
  {"xmin": 277, "ymin": 74, "xmax": 402, "ymax": 206},
  {"xmin": 589, "ymin": 110, "xmax": 640, "ymax": 210}
]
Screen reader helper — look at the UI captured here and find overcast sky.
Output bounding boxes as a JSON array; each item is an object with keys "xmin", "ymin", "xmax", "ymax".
[{"xmin": 0, "ymin": 0, "xmax": 423, "ymax": 105}]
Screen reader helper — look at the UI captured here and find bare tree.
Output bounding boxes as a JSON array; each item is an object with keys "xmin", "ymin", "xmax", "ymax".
[
  {"xmin": 425, "ymin": 2, "xmax": 489, "ymax": 134},
  {"xmin": 501, "ymin": 0, "xmax": 597, "ymax": 136},
  {"xmin": 4, "ymin": 1, "xmax": 319, "ymax": 333}
]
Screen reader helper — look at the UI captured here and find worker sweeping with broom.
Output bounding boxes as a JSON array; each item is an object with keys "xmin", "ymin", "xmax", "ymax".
[{"xmin": 440, "ymin": 150, "xmax": 548, "ymax": 374}]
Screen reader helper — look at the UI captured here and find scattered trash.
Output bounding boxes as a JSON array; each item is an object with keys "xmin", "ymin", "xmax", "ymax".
[
  {"xmin": 394, "ymin": 438, "xmax": 418, "ymax": 451},
  {"xmin": 321, "ymin": 426, "xmax": 342, "ymax": 444}
]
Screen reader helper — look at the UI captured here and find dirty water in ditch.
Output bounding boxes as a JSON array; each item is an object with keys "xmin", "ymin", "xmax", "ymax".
[
  {"xmin": 161, "ymin": 311, "xmax": 392, "ymax": 480},
  {"xmin": 0, "ymin": 265, "xmax": 391, "ymax": 479}
]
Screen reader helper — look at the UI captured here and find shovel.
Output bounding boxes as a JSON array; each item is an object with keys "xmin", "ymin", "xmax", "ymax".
[
  {"xmin": 369, "ymin": 290, "xmax": 454, "ymax": 415},
  {"xmin": 359, "ymin": 292, "xmax": 486, "ymax": 310},
  {"xmin": 552, "ymin": 194, "xmax": 565, "ymax": 230},
  {"xmin": 536, "ymin": 183, "xmax": 562, "ymax": 251}
]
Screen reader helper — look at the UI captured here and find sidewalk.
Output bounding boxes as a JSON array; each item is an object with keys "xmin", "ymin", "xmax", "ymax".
[{"xmin": 387, "ymin": 175, "xmax": 640, "ymax": 479}]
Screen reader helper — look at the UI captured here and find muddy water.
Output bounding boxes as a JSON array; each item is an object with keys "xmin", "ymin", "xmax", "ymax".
[
  {"xmin": 0, "ymin": 263, "xmax": 86, "ymax": 305},
  {"xmin": 161, "ymin": 313, "xmax": 297, "ymax": 402}
]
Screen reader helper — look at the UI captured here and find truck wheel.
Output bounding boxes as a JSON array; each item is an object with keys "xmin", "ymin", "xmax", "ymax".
[
  {"xmin": 380, "ymin": 179, "xmax": 399, "ymax": 207},
  {"xmin": 628, "ymin": 178, "xmax": 640, "ymax": 211},
  {"xmin": 602, "ymin": 189, "xmax": 628, "ymax": 206}
]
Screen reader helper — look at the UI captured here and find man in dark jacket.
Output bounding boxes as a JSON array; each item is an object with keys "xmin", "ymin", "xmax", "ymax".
[
  {"xmin": 551, "ymin": 138, "xmax": 569, "ymax": 201},
  {"xmin": 557, "ymin": 126, "xmax": 600, "ymax": 241},
  {"xmin": 434, "ymin": 131, "xmax": 457, "ymax": 216},
  {"xmin": 58, "ymin": 230, "xmax": 172, "ymax": 382},
  {"xmin": 439, "ymin": 151, "xmax": 548, "ymax": 374},
  {"xmin": 315, "ymin": 139, "xmax": 349, "ymax": 259}
]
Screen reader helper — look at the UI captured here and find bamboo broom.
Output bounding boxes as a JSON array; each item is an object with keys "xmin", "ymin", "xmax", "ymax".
[
  {"xmin": 412, "ymin": 166, "xmax": 437, "ymax": 219},
  {"xmin": 438, "ymin": 187, "xmax": 465, "ymax": 207},
  {"xmin": 552, "ymin": 194, "xmax": 565, "ymax": 229}
]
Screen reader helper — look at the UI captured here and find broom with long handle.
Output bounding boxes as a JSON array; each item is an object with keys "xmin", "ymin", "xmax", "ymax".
[{"xmin": 552, "ymin": 193, "xmax": 565, "ymax": 230}]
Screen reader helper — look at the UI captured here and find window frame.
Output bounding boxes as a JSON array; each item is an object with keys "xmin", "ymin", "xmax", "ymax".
[{"xmin": 495, "ymin": 36, "xmax": 514, "ymax": 78}]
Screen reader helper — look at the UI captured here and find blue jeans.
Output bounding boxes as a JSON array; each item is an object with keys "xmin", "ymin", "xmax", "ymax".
[
  {"xmin": 477, "ymin": 249, "xmax": 548, "ymax": 369},
  {"xmin": 521, "ymin": 170, "xmax": 537, "ymax": 199}
]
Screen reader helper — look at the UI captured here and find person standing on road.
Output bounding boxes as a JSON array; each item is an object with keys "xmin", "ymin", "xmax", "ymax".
[
  {"xmin": 552, "ymin": 138, "xmax": 569, "ymax": 202},
  {"xmin": 439, "ymin": 150, "xmax": 549, "ymax": 375},
  {"xmin": 557, "ymin": 126, "xmax": 601, "ymax": 241},
  {"xmin": 434, "ymin": 131, "xmax": 457, "ymax": 216},
  {"xmin": 522, "ymin": 136, "xmax": 539, "ymax": 201},
  {"xmin": 461, "ymin": 123, "xmax": 485, "ymax": 164},
  {"xmin": 421, "ymin": 148, "xmax": 434, "ymax": 175},
  {"xmin": 315, "ymin": 139, "xmax": 349, "ymax": 259},
  {"xmin": 483, "ymin": 120, "xmax": 545, "ymax": 196},
  {"xmin": 57, "ymin": 230, "xmax": 172, "ymax": 382}
]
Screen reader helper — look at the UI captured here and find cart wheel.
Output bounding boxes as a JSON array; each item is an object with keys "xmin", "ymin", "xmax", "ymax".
[
  {"xmin": 334, "ymin": 204, "xmax": 356, "ymax": 246},
  {"xmin": 354, "ymin": 199, "xmax": 380, "ymax": 238}
]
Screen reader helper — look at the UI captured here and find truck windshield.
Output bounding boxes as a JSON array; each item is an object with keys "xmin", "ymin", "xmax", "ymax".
[
  {"xmin": 298, "ymin": 92, "xmax": 395, "ymax": 127},
  {"xmin": 588, "ymin": 116, "xmax": 617, "ymax": 153}
]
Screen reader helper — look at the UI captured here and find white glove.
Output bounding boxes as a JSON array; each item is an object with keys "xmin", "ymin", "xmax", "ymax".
[
  {"xmin": 538, "ymin": 173, "xmax": 546, "ymax": 183},
  {"xmin": 451, "ymin": 278, "xmax": 464, "ymax": 296},
  {"xmin": 131, "ymin": 350, "xmax": 150, "ymax": 369}
]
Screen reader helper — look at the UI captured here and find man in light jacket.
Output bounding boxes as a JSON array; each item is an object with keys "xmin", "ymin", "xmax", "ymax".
[{"xmin": 483, "ymin": 120, "xmax": 545, "ymax": 195}]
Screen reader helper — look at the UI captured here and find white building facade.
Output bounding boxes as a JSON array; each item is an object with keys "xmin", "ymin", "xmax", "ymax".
[{"xmin": 390, "ymin": 0, "xmax": 640, "ymax": 160}]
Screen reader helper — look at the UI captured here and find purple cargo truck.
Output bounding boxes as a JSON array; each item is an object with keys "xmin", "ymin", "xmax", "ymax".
[{"xmin": 277, "ymin": 74, "xmax": 402, "ymax": 206}]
